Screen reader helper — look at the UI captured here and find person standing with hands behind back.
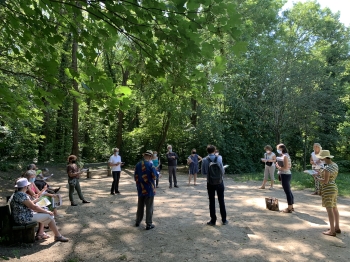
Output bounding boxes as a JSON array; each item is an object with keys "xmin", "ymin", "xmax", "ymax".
[
  {"xmin": 166, "ymin": 145, "xmax": 179, "ymax": 188},
  {"xmin": 109, "ymin": 148, "xmax": 124, "ymax": 195}
]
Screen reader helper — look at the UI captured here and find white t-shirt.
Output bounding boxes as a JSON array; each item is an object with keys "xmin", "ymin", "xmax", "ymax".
[{"xmin": 109, "ymin": 154, "xmax": 122, "ymax": 171}]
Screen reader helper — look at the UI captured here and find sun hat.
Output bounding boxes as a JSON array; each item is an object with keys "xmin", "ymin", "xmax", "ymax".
[
  {"xmin": 15, "ymin": 178, "xmax": 31, "ymax": 188},
  {"xmin": 315, "ymin": 150, "xmax": 334, "ymax": 159},
  {"xmin": 143, "ymin": 150, "xmax": 153, "ymax": 156}
]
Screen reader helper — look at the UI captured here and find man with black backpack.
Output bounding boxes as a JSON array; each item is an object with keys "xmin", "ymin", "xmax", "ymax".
[{"xmin": 201, "ymin": 145, "xmax": 228, "ymax": 226}]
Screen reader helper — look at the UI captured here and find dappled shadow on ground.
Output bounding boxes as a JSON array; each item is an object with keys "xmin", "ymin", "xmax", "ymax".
[{"xmin": 1, "ymin": 169, "xmax": 350, "ymax": 261}]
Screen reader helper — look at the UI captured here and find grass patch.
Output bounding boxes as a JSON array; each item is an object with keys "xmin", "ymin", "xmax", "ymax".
[{"xmin": 231, "ymin": 171, "xmax": 350, "ymax": 197}]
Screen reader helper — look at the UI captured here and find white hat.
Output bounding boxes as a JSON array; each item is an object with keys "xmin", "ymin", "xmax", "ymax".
[{"xmin": 15, "ymin": 178, "xmax": 31, "ymax": 188}]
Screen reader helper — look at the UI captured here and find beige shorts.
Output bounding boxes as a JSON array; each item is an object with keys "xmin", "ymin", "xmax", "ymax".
[{"xmin": 264, "ymin": 165, "xmax": 275, "ymax": 180}]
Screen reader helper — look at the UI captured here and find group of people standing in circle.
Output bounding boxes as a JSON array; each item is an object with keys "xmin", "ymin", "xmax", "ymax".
[{"xmin": 260, "ymin": 143, "xmax": 341, "ymax": 237}]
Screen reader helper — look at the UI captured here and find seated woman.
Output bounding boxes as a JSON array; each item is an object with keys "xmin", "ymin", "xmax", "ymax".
[
  {"xmin": 11, "ymin": 178, "xmax": 68, "ymax": 242},
  {"xmin": 24, "ymin": 170, "xmax": 62, "ymax": 218},
  {"xmin": 27, "ymin": 164, "xmax": 60, "ymax": 193}
]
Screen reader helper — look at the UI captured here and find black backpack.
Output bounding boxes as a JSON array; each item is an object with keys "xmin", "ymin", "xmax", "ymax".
[{"xmin": 207, "ymin": 156, "xmax": 223, "ymax": 185}]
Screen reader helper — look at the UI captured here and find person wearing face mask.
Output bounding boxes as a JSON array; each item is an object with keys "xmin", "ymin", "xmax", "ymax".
[
  {"xmin": 259, "ymin": 145, "xmax": 276, "ymax": 189},
  {"xmin": 108, "ymin": 148, "xmax": 124, "ymax": 195},
  {"xmin": 67, "ymin": 155, "xmax": 90, "ymax": 206},
  {"xmin": 10, "ymin": 178, "xmax": 68, "ymax": 242},
  {"xmin": 275, "ymin": 144, "xmax": 294, "ymax": 213},
  {"xmin": 187, "ymin": 148, "xmax": 203, "ymax": 186},
  {"xmin": 151, "ymin": 151, "xmax": 161, "ymax": 188},
  {"xmin": 310, "ymin": 143, "xmax": 324, "ymax": 195},
  {"xmin": 166, "ymin": 145, "xmax": 179, "ymax": 188},
  {"xmin": 134, "ymin": 150, "xmax": 159, "ymax": 230}
]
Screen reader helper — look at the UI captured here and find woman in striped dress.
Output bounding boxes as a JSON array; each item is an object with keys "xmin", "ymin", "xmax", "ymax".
[{"xmin": 315, "ymin": 150, "xmax": 341, "ymax": 237}]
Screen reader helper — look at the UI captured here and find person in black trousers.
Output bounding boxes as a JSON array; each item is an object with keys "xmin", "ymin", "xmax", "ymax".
[{"xmin": 201, "ymin": 145, "xmax": 228, "ymax": 226}]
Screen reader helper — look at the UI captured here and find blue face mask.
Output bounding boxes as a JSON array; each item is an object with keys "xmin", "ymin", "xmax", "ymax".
[
  {"xmin": 277, "ymin": 149, "xmax": 282, "ymax": 154},
  {"xmin": 168, "ymin": 149, "xmax": 172, "ymax": 153},
  {"xmin": 29, "ymin": 177, "xmax": 35, "ymax": 183}
]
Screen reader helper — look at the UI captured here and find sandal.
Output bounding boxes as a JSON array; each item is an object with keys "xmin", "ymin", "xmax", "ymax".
[
  {"xmin": 322, "ymin": 230, "xmax": 336, "ymax": 237},
  {"xmin": 327, "ymin": 228, "xmax": 341, "ymax": 233},
  {"xmin": 259, "ymin": 186, "xmax": 265, "ymax": 189},
  {"xmin": 282, "ymin": 208, "xmax": 293, "ymax": 213},
  {"xmin": 36, "ymin": 233, "xmax": 50, "ymax": 240},
  {"xmin": 54, "ymin": 235, "xmax": 69, "ymax": 242}
]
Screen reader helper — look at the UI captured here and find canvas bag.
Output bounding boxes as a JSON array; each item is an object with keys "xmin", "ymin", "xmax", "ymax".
[{"xmin": 265, "ymin": 197, "xmax": 279, "ymax": 211}]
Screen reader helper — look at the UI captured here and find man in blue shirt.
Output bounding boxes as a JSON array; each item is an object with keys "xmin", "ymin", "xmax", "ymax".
[
  {"xmin": 201, "ymin": 145, "xmax": 228, "ymax": 226},
  {"xmin": 134, "ymin": 150, "xmax": 158, "ymax": 230}
]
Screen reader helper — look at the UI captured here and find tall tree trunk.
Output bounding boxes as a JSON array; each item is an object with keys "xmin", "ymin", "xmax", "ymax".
[
  {"xmin": 116, "ymin": 69, "xmax": 129, "ymax": 149},
  {"xmin": 156, "ymin": 111, "xmax": 171, "ymax": 152},
  {"xmin": 190, "ymin": 98, "xmax": 197, "ymax": 127},
  {"xmin": 71, "ymin": 36, "xmax": 79, "ymax": 156}
]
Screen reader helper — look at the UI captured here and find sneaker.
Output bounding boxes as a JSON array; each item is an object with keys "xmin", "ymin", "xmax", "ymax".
[
  {"xmin": 269, "ymin": 187, "xmax": 273, "ymax": 190},
  {"xmin": 135, "ymin": 222, "xmax": 140, "ymax": 227},
  {"xmin": 55, "ymin": 235, "xmax": 69, "ymax": 242},
  {"xmin": 222, "ymin": 220, "xmax": 229, "ymax": 225},
  {"xmin": 116, "ymin": 191, "xmax": 120, "ymax": 194},
  {"xmin": 206, "ymin": 221, "xmax": 216, "ymax": 226},
  {"xmin": 169, "ymin": 185, "xmax": 172, "ymax": 188},
  {"xmin": 174, "ymin": 185, "xmax": 179, "ymax": 188},
  {"xmin": 82, "ymin": 200, "xmax": 90, "ymax": 204},
  {"xmin": 111, "ymin": 193, "xmax": 115, "ymax": 195},
  {"xmin": 146, "ymin": 224, "xmax": 155, "ymax": 230},
  {"xmin": 71, "ymin": 202, "xmax": 78, "ymax": 206}
]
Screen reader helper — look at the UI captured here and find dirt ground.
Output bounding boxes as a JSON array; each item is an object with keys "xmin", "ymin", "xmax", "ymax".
[{"xmin": 0, "ymin": 167, "xmax": 349, "ymax": 262}]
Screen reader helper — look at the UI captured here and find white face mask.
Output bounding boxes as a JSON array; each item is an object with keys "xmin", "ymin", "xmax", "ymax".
[
  {"xmin": 115, "ymin": 152, "xmax": 119, "ymax": 155},
  {"xmin": 154, "ymin": 154, "xmax": 157, "ymax": 157},
  {"xmin": 168, "ymin": 149, "xmax": 172, "ymax": 152},
  {"xmin": 277, "ymin": 149, "xmax": 282, "ymax": 154}
]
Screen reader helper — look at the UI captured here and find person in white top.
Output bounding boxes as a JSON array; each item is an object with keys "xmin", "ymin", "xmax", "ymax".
[
  {"xmin": 108, "ymin": 148, "xmax": 124, "ymax": 195},
  {"xmin": 310, "ymin": 143, "xmax": 324, "ymax": 195},
  {"xmin": 259, "ymin": 145, "xmax": 276, "ymax": 189}
]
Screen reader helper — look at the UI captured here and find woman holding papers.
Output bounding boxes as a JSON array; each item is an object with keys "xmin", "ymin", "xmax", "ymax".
[
  {"xmin": 11, "ymin": 178, "xmax": 68, "ymax": 242},
  {"xmin": 259, "ymin": 145, "xmax": 276, "ymax": 189},
  {"xmin": 310, "ymin": 143, "xmax": 324, "ymax": 195},
  {"xmin": 315, "ymin": 150, "xmax": 340, "ymax": 237},
  {"xmin": 275, "ymin": 144, "xmax": 294, "ymax": 213}
]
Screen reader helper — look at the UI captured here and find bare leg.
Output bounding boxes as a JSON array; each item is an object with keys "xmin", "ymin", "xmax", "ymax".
[
  {"xmin": 325, "ymin": 207, "xmax": 335, "ymax": 234},
  {"xmin": 270, "ymin": 180, "xmax": 274, "ymax": 188},
  {"xmin": 48, "ymin": 220, "xmax": 61, "ymax": 237},
  {"xmin": 333, "ymin": 207, "xmax": 340, "ymax": 230},
  {"xmin": 188, "ymin": 174, "xmax": 191, "ymax": 185},
  {"xmin": 194, "ymin": 173, "xmax": 197, "ymax": 185},
  {"xmin": 36, "ymin": 222, "xmax": 45, "ymax": 235},
  {"xmin": 260, "ymin": 180, "xmax": 267, "ymax": 189}
]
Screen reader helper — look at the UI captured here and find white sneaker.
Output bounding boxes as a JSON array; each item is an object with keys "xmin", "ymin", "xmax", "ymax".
[{"xmin": 269, "ymin": 187, "xmax": 273, "ymax": 190}]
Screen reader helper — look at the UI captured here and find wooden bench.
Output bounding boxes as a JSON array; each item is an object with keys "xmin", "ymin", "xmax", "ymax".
[
  {"xmin": 0, "ymin": 203, "xmax": 37, "ymax": 244},
  {"xmin": 86, "ymin": 166, "xmax": 112, "ymax": 178}
]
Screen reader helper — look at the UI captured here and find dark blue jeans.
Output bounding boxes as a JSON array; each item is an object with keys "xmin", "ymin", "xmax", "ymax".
[
  {"xmin": 207, "ymin": 182, "xmax": 227, "ymax": 223},
  {"xmin": 111, "ymin": 171, "xmax": 121, "ymax": 193},
  {"xmin": 281, "ymin": 174, "xmax": 294, "ymax": 205}
]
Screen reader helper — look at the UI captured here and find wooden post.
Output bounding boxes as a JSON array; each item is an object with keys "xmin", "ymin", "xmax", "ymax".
[
  {"xmin": 107, "ymin": 165, "xmax": 111, "ymax": 176},
  {"xmin": 87, "ymin": 170, "xmax": 91, "ymax": 178}
]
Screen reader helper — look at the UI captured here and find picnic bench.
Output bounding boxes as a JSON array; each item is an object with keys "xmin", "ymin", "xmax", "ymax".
[{"xmin": 0, "ymin": 201, "xmax": 37, "ymax": 244}]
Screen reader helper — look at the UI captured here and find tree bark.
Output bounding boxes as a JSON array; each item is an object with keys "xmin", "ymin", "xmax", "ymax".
[
  {"xmin": 71, "ymin": 36, "xmax": 79, "ymax": 156},
  {"xmin": 156, "ymin": 111, "xmax": 171, "ymax": 152},
  {"xmin": 116, "ymin": 69, "xmax": 129, "ymax": 149},
  {"xmin": 190, "ymin": 98, "xmax": 197, "ymax": 127}
]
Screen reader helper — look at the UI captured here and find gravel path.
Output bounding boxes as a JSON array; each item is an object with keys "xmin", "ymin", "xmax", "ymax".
[{"xmin": 1, "ymin": 168, "xmax": 349, "ymax": 262}]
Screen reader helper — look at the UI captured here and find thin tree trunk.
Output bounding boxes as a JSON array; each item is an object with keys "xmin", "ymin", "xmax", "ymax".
[
  {"xmin": 156, "ymin": 111, "xmax": 171, "ymax": 152},
  {"xmin": 71, "ymin": 36, "xmax": 79, "ymax": 156},
  {"xmin": 116, "ymin": 69, "xmax": 129, "ymax": 149},
  {"xmin": 190, "ymin": 98, "xmax": 197, "ymax": 127}
]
